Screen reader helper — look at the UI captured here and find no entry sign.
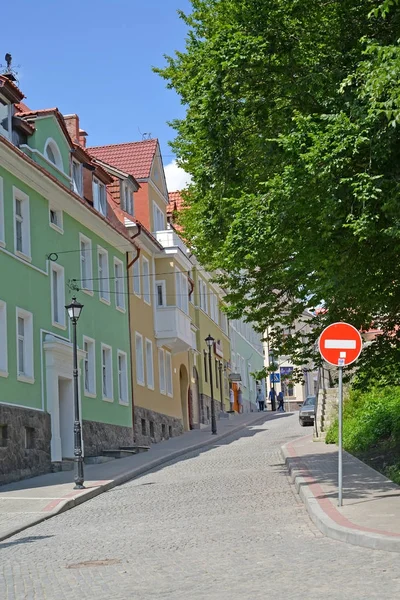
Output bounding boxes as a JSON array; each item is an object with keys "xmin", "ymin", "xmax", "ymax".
[{"xmin": 318, "ymin": 322, "xmax": 362, "ymax": 367}]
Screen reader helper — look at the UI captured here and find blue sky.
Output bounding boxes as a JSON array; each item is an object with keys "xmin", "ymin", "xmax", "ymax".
[{"xmin": 1, "ymin": 0, "xmax": 193, "ymax": 188}]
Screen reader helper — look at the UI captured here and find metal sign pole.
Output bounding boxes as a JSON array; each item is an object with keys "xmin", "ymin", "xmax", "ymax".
[{"xmin": 338, "ymin": 365, "xmax": 343, "ymax": 507}]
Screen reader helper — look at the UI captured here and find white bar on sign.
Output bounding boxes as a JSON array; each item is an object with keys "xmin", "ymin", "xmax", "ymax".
[{"xmin": 325, "ymin": 339, "xmax": 356, "ymax": 350}]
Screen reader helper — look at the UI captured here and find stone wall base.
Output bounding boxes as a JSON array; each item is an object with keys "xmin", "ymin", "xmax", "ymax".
[
  {"xmin": 134, "ymin": 406, "xmax": 184, "ymax": 446},
  {"xmin": 82, "ymin": 420, "xmax": 134, "ymax": 457},
  {"xmin": 0, "ymin": 404, "xmax": 51, "ymax": 486}
]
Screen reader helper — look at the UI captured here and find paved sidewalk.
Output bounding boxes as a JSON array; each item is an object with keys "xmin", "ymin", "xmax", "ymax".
[
  {"xmin": 0, "ymin": 411, "xmax": 269, "ymax": 542},
  {"xmin": 282, "ymin": 434, "xmax": 400, "ymax": 552}
]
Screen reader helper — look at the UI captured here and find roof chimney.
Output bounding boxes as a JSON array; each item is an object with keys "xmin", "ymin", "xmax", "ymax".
[{"xmin": 63, "ymin": 114, "xmax": 80, "ymax": 145}]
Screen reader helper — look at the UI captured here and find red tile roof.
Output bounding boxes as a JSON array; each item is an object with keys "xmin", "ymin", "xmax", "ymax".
[
  {"xmin": 88, "ymin": 139, "xmax": 158, "ymax": 180},
  {"xmin": 167, "ymin": 191, "xmax": 186, "ymax": 216}
]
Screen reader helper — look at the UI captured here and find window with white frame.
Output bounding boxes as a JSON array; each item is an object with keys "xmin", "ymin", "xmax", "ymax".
[
  {"xmin": 101, "ymin": 344, "xmax": 113, "ymax": 400},
  {"xmin": 153, "ymin": 202, "xmax": 165, "ymax": 232},
  {"xmin": 97, "ymin": 246, "xmax": 110, "ymax": 303},
  {"xmin": 44, "ymin": 139, "xmax": 63, "ymax": 171},
  {"xmin": 156, "ymin": 281, "xmax": 166, "ymax": 307},
  {"xmin": 50, "ymin": 263, "xmax": 65, "ymax": 327},
  {"xmin": 145, "ymin": 339, "xmax": 154, "ymax": 389},
  {"xmin": 175, "ymin": 269, "xmax": 189, "ymax": 314},
  {"xmin": 142, "ymin": 257, "xmax": 151, "ymax": 304},
  {"xmin": 199, "ymin": 278, "xmax": 208, "ymax": 313},
  {"xmin": 132, "ymin": 259, "xmax": 141, "ymax": 296},
  {"xmin": 165, "ymin": 351, "xmax": 173, "ymax": 396},
  {"xmin": 0, "ymin": 176, "xmax": 4, "ymax": 245},
  {"xmin": 0, "ymin": 97, "xmax": 12, "ymax": 140},
  {"xmin": 117, "ymin": 350, "xmax": 128, "ymax": 403},
  {"xmin": 135, "ymin": 333, "xmax": 145, "ymax": 385},
  {"xmin": 92, "ymin": 177, "xmax": 107, "ymax": 216},
  {"xmin": 16, "ymin": 308, "xmax": 34, "ymax": 381},
  {"xmin": 13, "ymin": 188, "xmax": 31, "ymax": 259},
  {"xmin": 83, "ymin": 337, "xmax": 96, "ymax": 395},
  {"xmin": 114, "ymin": 258, "xmax": 125, "ymax": 310},
  {"xmin": 0, "ymin": 300, "xmax": 7, "ymax": 375},
  {"xmin": 79, "ymin": 234, "xmax": 93, "ymax": 292},
  {"xmin": 210, "ymin": 292, "xmax": 218, "ymax": 323},
  {"xmin": 72, "ymin": 160, "xmax": 83, "ymax": 196},
  {"xmin": 49, "ymin": 206, "xmax": 63, "ymax": 232},
  {"xmin": 158, "ymin": 348, "xmax": 166, "ymax": 393},
  {"xmin": 121, "ymin": 182, "xmax": 134, "ymax": 216}
]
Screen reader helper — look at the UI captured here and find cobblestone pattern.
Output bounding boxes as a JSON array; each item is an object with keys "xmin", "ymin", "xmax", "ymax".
[
  {"xmin": 0, "ymin": 404, "xmax": 51, "ymax": 485},
  {"xmin": 133, "ymin": 406, "xmax": 184, "ymax": 446},
  {"xmin": 82, "ymin": 420, "xmax": 133, "ymax": 456},
  {"xmin": 1, "ymin": 414, "xmax": 400, "ymax": 599}
]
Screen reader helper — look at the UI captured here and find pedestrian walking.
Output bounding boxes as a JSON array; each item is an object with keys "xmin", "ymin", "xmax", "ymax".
[
  {"xmin": 269, "ymin": 387, "xmax": 277, "ymax": 411},
  {"xmin": 256, "ymin": 388, "xmax": 265, "ymax": 411},
  {"xmin": 229, "ymin": 387, "xmax": 234, "ymax": 412},
  {"xmin": 277, "ymin": 390, "xmax": 285, "ymax": 412},
  {"xmin": 238, "ymin": 388, "xmax": 244, "ymax": 413}
]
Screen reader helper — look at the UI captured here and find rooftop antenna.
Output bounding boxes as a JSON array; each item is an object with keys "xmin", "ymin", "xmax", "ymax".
[{"xmin": 0, "ymin": 53, "xmax": 20, "ymax": 83}]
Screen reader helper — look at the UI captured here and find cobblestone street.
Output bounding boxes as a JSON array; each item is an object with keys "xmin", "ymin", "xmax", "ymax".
[{"xmin": 2, "ymin": 413, "xmax": 400, "ymax": 600}]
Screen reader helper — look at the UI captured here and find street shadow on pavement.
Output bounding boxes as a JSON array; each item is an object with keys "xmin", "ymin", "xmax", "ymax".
[
  {"xmin": 0, "ymin": 535, "xmax": 54, "ymax": 549},
  {"xmin": 275, "ymin": 449, "xmax": 400, "ymax": 503}
]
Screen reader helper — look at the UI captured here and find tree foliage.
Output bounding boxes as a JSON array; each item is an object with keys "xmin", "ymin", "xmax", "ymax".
[{"xmin": 156, "ymin": 0, "xmax": 400, "ymax": 386}]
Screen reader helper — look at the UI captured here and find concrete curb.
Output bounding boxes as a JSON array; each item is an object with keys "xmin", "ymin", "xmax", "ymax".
[
  {"xmin": 0, "ymin": 413, "xmax": 267, "ymax": 543},
  {"xmin": 281, "ymin": 441, "xmax": 400, "ymax": 553}
]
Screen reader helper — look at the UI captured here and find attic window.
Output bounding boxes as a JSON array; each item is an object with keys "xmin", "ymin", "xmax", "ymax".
[
  {"xmin": 44, "ymin": 139, "xmax": 63, "ymax": 171},
  {"xmin": 93, "ymin": 177, "xmax": 107, "ymax": 216},
  {"xmin": 121, "ymin": 182, "xmax": 134, "ymax": 216},
  {"xmin": 0, "ymin": 97, "xmax": 12, "ymax": 140}
]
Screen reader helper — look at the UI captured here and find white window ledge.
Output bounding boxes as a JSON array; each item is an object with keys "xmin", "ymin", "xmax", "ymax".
[
  {"xmin": 136, "ymin": 380, "xmax": 145, "ymax": 387},
  {"xmin": 17, "ymin": 375, "xmax": 35, "ymax": 384},
  {"xmin": 49, "ymin": 222, "xmax": 64, "ymax": 235},
  {"xmin": 15, "ymin": 250, "xmax": 32, "ymax": 263},
  {"xmin": 84, "ymin": 391, "xmax": 97, "ymax": 399},
  {"xmin": 100, "ymin": 297, "xmax": 111, "ymax": 306},
  {"xmin": 52, "ymin": 321, "xmax": 67, "ymax": 331},
  {"xmin": 102, "ymin": 396, "xmax": 114, "ymax": 403},
  {"xmin": 116, "ymin": 306, "xmax": 126, "ymax": 314},
  {"xmin": 81, "ymin": 288, "xmax": 94, "ymax": 297},
  {"xmin": 0, "ymin": 370, "xmax": 9, "ymax": 378},
  {"xmin": 119, "ymin": 400, "xmax": 129, "ymax": 406}
]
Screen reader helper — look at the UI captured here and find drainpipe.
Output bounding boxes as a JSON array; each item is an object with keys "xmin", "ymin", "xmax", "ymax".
[{"xmin": 126, "ymin": 224, "xmax": 142, "ymax": 443}]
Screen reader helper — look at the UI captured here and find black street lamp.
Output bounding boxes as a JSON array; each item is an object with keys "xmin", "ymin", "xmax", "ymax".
[
  {"xmin": 269, "ymin": 348, "xmax": 277, "ymax": 412},
  {"xmin": 65, "ymin": 296, "xmax": 85, "ymax": 489},
  {"xmin": 205, "ymin": 334, "xmax": 217, "ymax": 435}
]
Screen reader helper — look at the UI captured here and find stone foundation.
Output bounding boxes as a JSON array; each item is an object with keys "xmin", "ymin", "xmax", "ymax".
[
  {"xmin": 314, "ymin": 388, "xmax": 338, "ymax": 440},
  {"xmin": 0, "ymin": 404, "xmax": 51, "ymax": 486},
  {"xmin": 82, "ymin": 420, "xmax": 134, "ymax": 456},
  {"xmin": 134, "ymin": 406, "xmax": 184, "ymax": 446}
]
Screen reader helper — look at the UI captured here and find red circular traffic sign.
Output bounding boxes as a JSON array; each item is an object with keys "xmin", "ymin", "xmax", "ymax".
[{"xmin": 318, "ymin": 322, "xmax": 362, "ymax": 367}]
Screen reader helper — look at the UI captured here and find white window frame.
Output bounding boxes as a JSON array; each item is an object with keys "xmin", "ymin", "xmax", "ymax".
[
  {"xmin": 44, "ymin": 138, "xmax": 64, "ymax": 172},
  {"xmin": 153, "ymin": 202, "xmax": 165, "ymax": 232},
  {"xmin": 83, "ymin": 336, "xmax": 96, "ymax": 397},
  {"xmin": 165, "ymin": 351, "xmax": 173, "ymax": 397},
  {"xmin": 199, "ymin": 278, "xmax": 208, "ymax": 314},
  {"xmin": 142, "ymin": 256, "xmax": 151, "ymax": 305},
  {"xmin": 13, "ymin": 187, "xmax": 31, "ymax": 261},
  {"xmin": 158, "ymin": 348, "xmax": 166, "ymax": 394},
  {"xmin": 50, "ymin": 262, "xmax": 66, "ymax": 329},
  {"xmin": 145, "ymin": 338, "xmax": 154, "ymax": 390},
  {"xmin": 121, "ymin": 181, "xmax": 134, "ymax": 216},
  {"xmin": 49, "ymin": 205, "xmax": 63, "ymax": 233},
  {"xmin": 0, "ymin": 176, "xmax": 4, "ymax": 247},
  {"xmin": 101, "ymin": 343, "xmax": 113, "ymax": 401},
  {"xmin": 132, "ymin": 258, "xmax": 141, "ymax": 297},
  {"xmin": 175, "ymin": 269, "xmax": 189, "ymax": 314},
  {"xmin": 155, "ymin": 280, "xmax": 166, "ymax": 307},
  {"xmin": 0, "ymin": 300, "xmax": 8, "ymax": 377},
  {"xmin": 93, "ymin": 177, "xmax": 107, "ymax": 216},
  {"xmin": 117, "ymin": 350, "xmax": 129, "ymax": 404},
  {"xmin": 16, "ymin": 308, "xmax": 34, "ymax": 383},
  {"xmin": 135, "ymin": 332, "xmax": 145, "ymax": 386},
  {"xmin": 114, "ymin": 257, "xmax": 125, "ymax": 311},
  {"xmin": 72, "ymin": 159, "xmax": 83, "ymax": 196},
  {"xmin": 79, "ymin": 233, "xmax": 93, "ymax": 294},
  {"xmin": 97, "ymin": 246, "xmax": 110, "ymax": 304},
  {"xmin": 0, "ymin": 96, "xmax": 12, "ymax": 141}
]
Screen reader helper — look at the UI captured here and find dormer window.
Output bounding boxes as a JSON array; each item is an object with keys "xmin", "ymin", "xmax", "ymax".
[
  {"xmin": 72, "ymin": 160, "xmax": 83, "ymax": 196},
  {"xmin": 0, "ymin": 97, "xmax": 12, "ymax": 140},
  {"xmin": 121, "ymin": 182, "xmax": 134, "ymax": 216},
  {"xmin": 93, "ymin": 177, "xmax": 107, "ymax": 216},
  {"xmin": 44, "ymin": 139, "xmax": 63, "ymax": 171}
]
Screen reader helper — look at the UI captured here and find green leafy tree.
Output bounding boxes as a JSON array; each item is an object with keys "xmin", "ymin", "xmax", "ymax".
[{"xmin": 157, "ymin": 0, "xmax": 400, "ymax": 386}]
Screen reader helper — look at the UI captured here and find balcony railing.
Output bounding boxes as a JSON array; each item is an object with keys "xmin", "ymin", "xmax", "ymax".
[
  {"xmin": 155, "ymin": 229, "xmax": 189, "ymax": 256},
  {"xmin": 155, "ymin": 305, "xmax": 192, "ymax": 354}
]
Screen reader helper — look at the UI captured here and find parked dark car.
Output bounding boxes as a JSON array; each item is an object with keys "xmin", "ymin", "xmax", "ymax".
[{"xmin": 299, "ymin": 396, "xmax": 316, "ymax": 426}]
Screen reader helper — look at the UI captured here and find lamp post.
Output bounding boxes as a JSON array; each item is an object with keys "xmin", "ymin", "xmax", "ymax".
[
  {"xmin": 269, "ymin": 349, "xmax": 277, "ymax": 412},
  {"xmin": 218, "ymin": 361, "xmax": 224, "ymax": 412},
  {"xmin": 205, "ymin": 334, "xmax": 217, "ymax": 434},
  {"xmin": 65, "ymin": 296, "xmax": 85, "ymax": 489}
]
